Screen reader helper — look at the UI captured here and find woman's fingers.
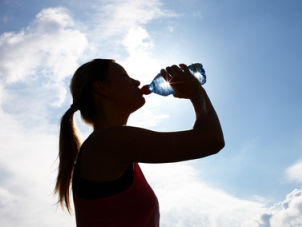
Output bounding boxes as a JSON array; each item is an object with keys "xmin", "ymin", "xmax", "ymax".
[
  {"xmin": 179, "ymin": 64, "xmax": 190, "ymax": 75},
  {"xmin": 161, "ymin": 69, "xmax": 170, "ymax": 82},
  {"xmin": 171, "ymin": 65, "xmax": 182, "ymax": 74},
  {"xmin": 168, "ymin": 64, "xmax": 191, "ymax": 79},
  {"xmin": 163, "ymin": 64, "xmax": 187, "ymax": 80},
  {"xmin": 166, "ymin": 65, "xmax": 182, "ymax": 81}
]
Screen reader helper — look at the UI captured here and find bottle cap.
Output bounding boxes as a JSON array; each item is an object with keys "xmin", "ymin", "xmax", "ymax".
[{"xmin": 140, "ymin": 85, "xmax": 151, "ymax": 95}]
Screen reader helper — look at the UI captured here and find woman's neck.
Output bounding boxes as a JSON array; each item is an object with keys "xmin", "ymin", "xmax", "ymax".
[{"xmin": 93, "ymin": 112, "xmax": 130, "ymax": 131}]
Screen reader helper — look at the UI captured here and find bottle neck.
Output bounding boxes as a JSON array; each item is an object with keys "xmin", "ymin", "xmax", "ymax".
[{"xmin": 140, "ymin": 85, "xmax": 152, "ymax": 95}]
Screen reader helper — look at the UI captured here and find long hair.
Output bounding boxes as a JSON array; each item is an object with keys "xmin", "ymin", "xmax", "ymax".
[{"xmin": 54, "ymin": 59, "xmax": 114, "ymax": 214}]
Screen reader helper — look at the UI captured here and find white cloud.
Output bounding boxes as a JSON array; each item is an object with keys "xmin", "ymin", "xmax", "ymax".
[
  {"xmin": 141, "ymin": 162, "xmax": 265, "ymax": 227},
  {"xmin": 0, "ymin": 7, "xmax": 88, "ymax": 138},
  {"xmin": 286, "ymin": 160, "xmax": 302, "ymax": 183},
  {"xmin": 0, "ymin": 8, "xmax": 87, "ymax": 225},
  {"xmin": 128, "ymin": 99, "xmax": 169, "ymax": 128},
  {"xmin": 119, "ymin": 26, "xmax": 160, "ymax": 84},
  {"xmin": 256, "ymin": 189, "xmax": 302, "ymax": 227},
  {"xmin": 0, "ymin": 7, "xmax": 87, "ymax": 106},
  {"xmin": 90, "ymin": 0, "xmax": 177, "ymax": 39},
  {"xmin": 0, "ymin": 187, "xmax": 16, "ymax": 208},
  {"xmin": 79, "ymin": 0, "xmax": 178, "ymax": 61},
  {"xmin": 123, "ymin": 27, "xmax": 154, "ymax": 54},
  {"xmin": 0, "ymin": 80, "xmax": 69, "ymax": 226},
  {"xmin": 0, "ymin": 7, "xmax": 87, "ymax": 83},
  {"xmin": 0, "ymin": 124, "xmax": 76, "ymax": 227}
]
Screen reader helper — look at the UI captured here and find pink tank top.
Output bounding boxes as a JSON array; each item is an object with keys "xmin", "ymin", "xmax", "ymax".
[{"xmin": 73, "ymin": 163, "xmax": 160, "ymax": 227}]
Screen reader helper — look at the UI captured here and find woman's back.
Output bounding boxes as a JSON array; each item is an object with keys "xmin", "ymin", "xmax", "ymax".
[
  {"xmin": 73, "ymin": 156, "xmax": 160, "ymax": 226},
  {"xmin": 72, "ymin": 132, "xmax": 160, "ymax": 226}
]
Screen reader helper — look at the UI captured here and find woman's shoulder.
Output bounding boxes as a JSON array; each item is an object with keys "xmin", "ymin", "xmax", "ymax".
[
  {"xmin": 82, "ymin": 125, "xmax": 144, "ymax": 159},
  {"xmin": 89, "ymin": 125, "xmax": 150, "ymax": 144},
  {"xmin": 79, "ymin": 128, "xmax": 131, "ymax": 181}
]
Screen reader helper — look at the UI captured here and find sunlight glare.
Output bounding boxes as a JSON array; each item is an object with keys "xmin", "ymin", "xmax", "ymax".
[{"xmin": 163, "ymin": 80, "xmax": 170, "ymax": 88}]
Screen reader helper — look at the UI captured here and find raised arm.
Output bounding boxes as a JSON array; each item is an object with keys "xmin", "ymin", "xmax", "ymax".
[{"xmin": 89, "ymin": 64, "xmax": 224, "ymax": 164}]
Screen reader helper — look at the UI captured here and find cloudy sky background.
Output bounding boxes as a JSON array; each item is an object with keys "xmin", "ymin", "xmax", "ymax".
[{"xmin": 1, "ymin": 0, "xmax": 302, "ymax": 226}]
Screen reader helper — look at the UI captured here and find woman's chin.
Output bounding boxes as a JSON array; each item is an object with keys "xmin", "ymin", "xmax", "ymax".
[{"xmin": 130, "ymin": 97, "xmax": 146, "ymax": 113}]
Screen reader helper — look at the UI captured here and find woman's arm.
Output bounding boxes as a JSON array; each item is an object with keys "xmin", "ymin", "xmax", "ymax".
[{"xmin": 89, "ymin": 64, "xmax": 224, "ymax": 164}]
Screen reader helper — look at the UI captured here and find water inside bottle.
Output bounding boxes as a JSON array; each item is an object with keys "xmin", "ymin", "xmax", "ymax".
[{"xmin": 150, "ymin": 74, "xmax": 175, "ymax": 96}]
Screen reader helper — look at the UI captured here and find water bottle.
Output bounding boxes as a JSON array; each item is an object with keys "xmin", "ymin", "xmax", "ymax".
[{"xmin": 140, "ymin": 63, "xmax": 206, "ymax": 96}]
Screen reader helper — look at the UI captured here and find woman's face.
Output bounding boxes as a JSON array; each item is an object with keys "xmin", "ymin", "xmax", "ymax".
[{"xmin": 105, "ymin": 62, "xmax": 145, "ymax": 113}]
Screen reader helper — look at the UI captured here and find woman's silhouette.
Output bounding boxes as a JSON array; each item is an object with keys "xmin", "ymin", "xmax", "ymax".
[{"xmin": 54, "ymin": 59, "xmax": 224, "ymax": 226}]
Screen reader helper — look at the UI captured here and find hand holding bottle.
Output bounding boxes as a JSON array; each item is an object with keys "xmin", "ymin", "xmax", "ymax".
[
  {"xmin": 140, "ymin": 63, "xmax": 206, "ymax": 97},
  {"xmin": 160, "ymin": 64, "xmax": 203, "ymax": 99}
]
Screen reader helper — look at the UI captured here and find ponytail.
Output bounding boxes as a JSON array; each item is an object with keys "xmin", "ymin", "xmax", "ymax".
[
  {"xmin": 54, "ymin": 59, "xmax": 114, "ymax": 214},
  {"xmin": 54, "ymin": 106, "xmax": 82, "ymax": 214}
]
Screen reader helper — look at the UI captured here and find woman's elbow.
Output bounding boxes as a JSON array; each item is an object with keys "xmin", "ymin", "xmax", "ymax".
[
  {"xmin": 210, "ymin": 138, "xmax": 225, "ymax": 155},
  {"xmin": 213, "ymin": 130, "xmax": 225, "ymax": 153},
  {"xmin": 217, "ymin": 139, "xmax": 225, "ymax": 152}
]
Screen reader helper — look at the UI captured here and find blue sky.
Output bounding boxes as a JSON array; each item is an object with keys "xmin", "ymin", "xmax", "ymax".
[{"xmin": 1, "ymin": 0, "xmax": 302, "ymax": 226}]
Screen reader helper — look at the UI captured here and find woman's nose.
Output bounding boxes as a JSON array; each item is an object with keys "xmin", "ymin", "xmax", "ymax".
[{"xmin": 132, "ymin": 79, "xmax": 140, "ymax": 87}]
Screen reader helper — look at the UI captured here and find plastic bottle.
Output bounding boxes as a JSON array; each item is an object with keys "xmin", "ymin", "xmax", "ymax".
[{"xmin": 140, "ymin": 63, "xmax": 206, "ymax": 96}]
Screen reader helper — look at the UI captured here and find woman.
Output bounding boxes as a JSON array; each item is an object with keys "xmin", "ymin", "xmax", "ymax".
[{"xmin": 54, "ymin": 59, "xmax": 224, "ymax": 226}]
